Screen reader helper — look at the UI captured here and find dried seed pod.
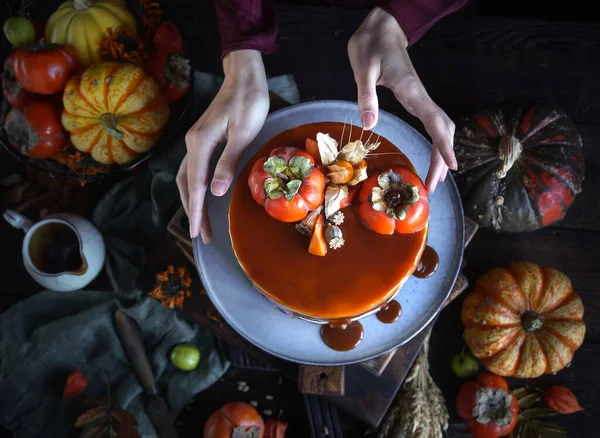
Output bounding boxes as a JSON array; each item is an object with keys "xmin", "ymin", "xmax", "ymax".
[{"xmin": 325, "ymin": 224, "xmax": 345, "ymax": 250}]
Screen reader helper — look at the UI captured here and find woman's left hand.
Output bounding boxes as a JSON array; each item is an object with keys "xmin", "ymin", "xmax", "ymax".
[{"xmin": 347, "ymin": 7, "xmax": 457, "ymax": 193}]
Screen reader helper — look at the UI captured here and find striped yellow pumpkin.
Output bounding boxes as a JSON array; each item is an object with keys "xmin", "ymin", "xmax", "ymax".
[
  {"xmin": 62, "ymin": 62, "xmax": 169, "ymax": 165},
  {"xmin": 45, "ymin": 0, "xmax": 137, "ymax": 66}
]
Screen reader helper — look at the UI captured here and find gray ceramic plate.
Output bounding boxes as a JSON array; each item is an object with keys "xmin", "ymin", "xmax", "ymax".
[{"xmin": 194, "ymin": 100, "xmax": 464, "ymax": 366}]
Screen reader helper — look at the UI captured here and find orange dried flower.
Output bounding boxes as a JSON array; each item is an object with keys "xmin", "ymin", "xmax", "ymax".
[
  {"xmin": 100, "ymin": 27, "xmax": 148, "ymax": 66},
  {"xmin": 53, "ymin": 147, "xmax": 109, "ymax": 177},
  {"xmin": 149, "ymin": 265, "xmax": 192, "ymax": 309}
]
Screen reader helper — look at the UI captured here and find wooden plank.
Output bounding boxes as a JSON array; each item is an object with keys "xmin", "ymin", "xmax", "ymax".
[{"xmin": 299, "ymin": 366, "xmax": 345, "ymax": 396}]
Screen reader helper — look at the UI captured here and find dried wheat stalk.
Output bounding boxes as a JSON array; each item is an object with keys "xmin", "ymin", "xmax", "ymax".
[{"xmin": 377, "ymin": 332, "xmax": 449, "ymax": 438}]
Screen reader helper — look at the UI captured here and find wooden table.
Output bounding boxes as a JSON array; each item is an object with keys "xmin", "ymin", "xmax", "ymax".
[{"xmin": 2, "ymin": 2, "xmax": 600, "ymax": 437}]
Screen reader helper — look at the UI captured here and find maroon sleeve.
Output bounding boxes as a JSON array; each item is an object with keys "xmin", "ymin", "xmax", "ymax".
[
  {"xmin": 214, "ymin": 0, "xmax": 278, "ymax": 59},
  {"xmin": 376, "ymin": 0, "xmax": 469, "ymax": 46}
]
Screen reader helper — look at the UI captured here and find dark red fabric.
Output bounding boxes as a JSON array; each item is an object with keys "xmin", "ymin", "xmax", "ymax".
[
  {"xmin": 214, "ymin": 0, "xmax": 469, "ymax": 59},
  {"xmin": 376, "ymin": 0, "xmax": 469, "ymax": 44}
]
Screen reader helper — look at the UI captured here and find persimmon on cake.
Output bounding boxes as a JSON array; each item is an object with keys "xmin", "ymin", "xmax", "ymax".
[{"xmin": 229, "ymin": 122, "xmax": 429, "ymax": 322}]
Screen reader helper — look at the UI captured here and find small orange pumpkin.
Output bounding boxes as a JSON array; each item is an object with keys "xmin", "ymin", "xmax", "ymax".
[
  {"xmin": 62, "ymin": 61, "xmax": 169, "ymax": 164},
  {"xmin": 462, "ymin": 261, "xmax": 585, "ymax": 378}
]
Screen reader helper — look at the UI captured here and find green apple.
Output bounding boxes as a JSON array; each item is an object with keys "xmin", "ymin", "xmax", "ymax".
[
  {"xmin": 3, "ymin": 16, "xmax": 35, "ymax": 47},
  {"xmin": 170, "ymin": 343, "xmax": 201, "ymax": 371},
  {"xmin": 451, "ymin": 349, "xmax": 479, "ymax": 378}
]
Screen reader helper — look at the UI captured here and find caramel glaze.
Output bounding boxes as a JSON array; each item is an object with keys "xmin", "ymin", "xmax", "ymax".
[
  {"xmin": 376, "ymin": 300, "xmax": 402, "ymax": 324},
  {"xmin": 229, "ymin": 122, "xmax": 428, "ymax": 320},
  {"xmin": 413, "ymin": 246, "xmax": 439, "ymax": 279},
  {"xmin": 320, "ymin": 321, "xmax": 364, "ymax": 351}
]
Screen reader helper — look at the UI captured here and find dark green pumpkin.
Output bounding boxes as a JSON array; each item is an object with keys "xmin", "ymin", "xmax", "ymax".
[{"xmin": 453, "ymin": 98, "xmax": 584, "ymax": 232}]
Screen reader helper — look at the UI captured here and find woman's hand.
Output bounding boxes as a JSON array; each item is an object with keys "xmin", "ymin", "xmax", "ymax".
[
  {"xmin": 177, "ymin": 50, "xmax": 269, "ymax": 242},
  {"xmin": 348, "ymin": 7, "xmax": 457, "ymax": 192}
]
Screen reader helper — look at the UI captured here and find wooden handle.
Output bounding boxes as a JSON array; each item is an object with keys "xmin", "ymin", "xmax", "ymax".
[
  {"xmin": 298, "ymin": 365, "xmax": 345, "ymax": 396},
  {"xmin": 115, "ymin": 310, "xmax": 157, "ymax": 395}
]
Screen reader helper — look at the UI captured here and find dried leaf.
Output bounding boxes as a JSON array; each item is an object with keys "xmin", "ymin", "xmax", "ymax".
[
  {"xmin": 83, "ymin": 424, "xmax": 110, "ymax": 438},
  {"xmin": 521, "ymin": 421, "xmax": 535, "ymax": 438},
  {"xmin": 348, "ymin": 165, "xmax": 367, "ymax": 186},
  {"xmin": 521, "ymin": 408, "xmax": 557, "ymax": 419},
  {"xmin": 509, "ymin": 420, "xmax": 525, "ymax": 438},
  {"xmin": 74, "ymin": 406, "xmax": 108, "ymax": 428},
  {"xmin": 519, "ymin": 393, "xmax": 542, "ymax": 410},
  {"xmin": 339, "ymin": 140, "xmax": 367, "ymax": 165},
  {"xmin": 536, "ymin": 430, "xmax": 568, "ymax": 438},
  {"xmin": 324, "ymin": 185, "xmax": 348, "ymax": 218},
  {"xmin": 544, "ymin": 386, "xmax": 584, "ymax": 414},
  {"xmin": 288, "ymin": 156, "xmax": 311, "ymax": 179},
  {"xmin": 530, "ymin": 420, "xmax": 567, "ymax": 434},
  {"xmin": 513, "ymin": 388, "xmax": 528, "ymax": 400},
  {"xmin": 316, "ymin": 132, "xmax": 338, "ymax": 166},
  {"xmin": 284, "ymin": 180, "xmax": 302, "ymax": 201},
  {"xmin": 263, "ymin": 157, "xmax": 286, "ymax": 176},
  {"xmin": 327, "ymin": 163, "xmax": 352, "ymax": 184}
]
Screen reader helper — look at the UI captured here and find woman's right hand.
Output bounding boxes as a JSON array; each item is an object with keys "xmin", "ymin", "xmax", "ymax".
[{"xmin": 177, "ymin": 50, "xmax": 269, "ymax": 243}]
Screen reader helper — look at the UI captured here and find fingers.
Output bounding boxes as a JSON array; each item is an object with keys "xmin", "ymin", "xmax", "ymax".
[
  {"xmin": 354, "ymin": 68, "xmax": 380, "ymax": 130},
  {"xmin": 211, "ymin": 128, "xmax": 254, "ymax": 197},
  {"xmin": 440, "ymin": 164, "xmax": 449, "ymax": 183},
  {"xmin": 348, "ymin": 35, "xmax": 380, "ymax": 130},
  {"xmin": 176, "ymin": 154, "xmax": 190, "ymax": 218},
  {"xmin": 199, "ymin": 195, "xmax": 212, "ymax": 244},
  {"xmin": 425, "ymin": 147, "xmax": 445, "ymax": 193},
  {"xmin": 394, "ymin": 84, "xmax": 457, "ymax": 170},
  {"xmin": 184, "ymin": 127, "xmax": 214, "ymax": 242}
]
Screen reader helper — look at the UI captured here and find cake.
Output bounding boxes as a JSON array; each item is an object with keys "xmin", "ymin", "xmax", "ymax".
[{"xmin": 229, "ymin": 122, "xmax": 429, "ymax": 323}]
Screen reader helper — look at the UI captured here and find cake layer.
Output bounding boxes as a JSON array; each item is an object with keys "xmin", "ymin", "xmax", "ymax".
[{"xmin": 229, "ymin": 122, "xmax": 428, "ymax": 320}]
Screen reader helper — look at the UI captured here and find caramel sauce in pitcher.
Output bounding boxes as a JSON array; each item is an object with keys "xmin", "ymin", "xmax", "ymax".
[{"xmin": 28, "ymin": 223, "xmax": 85, "ymax": 274}]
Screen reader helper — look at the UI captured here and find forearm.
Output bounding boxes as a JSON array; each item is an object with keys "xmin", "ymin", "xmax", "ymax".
[
  {"xmin": 376, "ymin": 0, "xmax": 469, "ymax": 46},
  {"xmin": 213, "ymin": 0, "xmax": 278, "ymax": 59}
]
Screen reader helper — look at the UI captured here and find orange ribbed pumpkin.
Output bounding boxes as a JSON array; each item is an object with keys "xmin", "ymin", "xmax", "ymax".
[
  {"xmin": 62, "ymin": 61, "xmax": 169, "ymax": 164},
  {"xmin": 462, "ymin": 261, "xmax": 586, "ymax": 378}
]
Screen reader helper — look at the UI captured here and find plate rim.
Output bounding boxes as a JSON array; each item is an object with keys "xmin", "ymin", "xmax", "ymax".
[{"xmin": 194, "ymin": 99, "xmax": 465, "ymax": 366}]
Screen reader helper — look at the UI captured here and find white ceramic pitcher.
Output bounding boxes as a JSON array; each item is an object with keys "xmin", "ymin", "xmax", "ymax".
[{"xmin": 3, "ymin": 209, "xmax": 106, "ymax": 292}]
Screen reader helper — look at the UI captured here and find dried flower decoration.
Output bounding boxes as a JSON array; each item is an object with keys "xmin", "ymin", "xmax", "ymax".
[
  {"xmin": 296, "ymin": 206, "xmax": 323, "ymax": 236},
  {"xmin": 325, "ymin": 225, "xmax": 344, "ymax": 249},
  {"xmin": 316, "ymin": 132, "xmax": 338, "ymax": 166},
  {"xmin": 324, "ymin": 184, "xmax": 348, "ymax": 219},
  {"xmin": 329, "ymin": 210, "xmax": 344, "ymax": 226},
  {"xmin": 100, "ymin": 27, "xmax": 148, "ymax": 66},
  {"xmin": 370, "ymin": 170, "xmax": 420, "ymax": 220},
  {"xmin": 149, "ymin": 265, "xmax": 192, "ymax": 309},
  {"xmin": 53, "ymin": 148, "xmax": 109, "ymax": 177}
]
